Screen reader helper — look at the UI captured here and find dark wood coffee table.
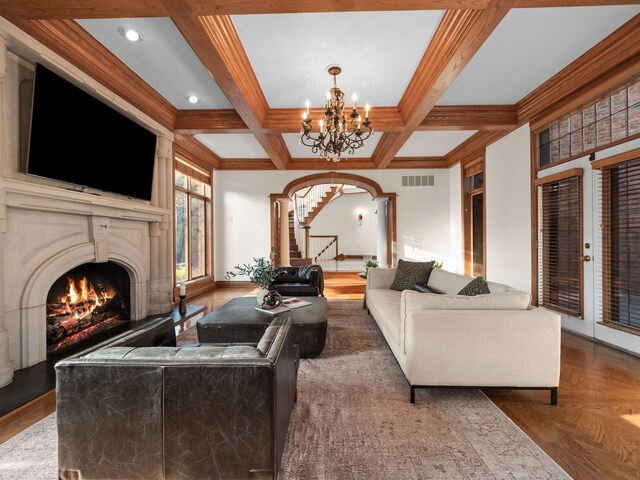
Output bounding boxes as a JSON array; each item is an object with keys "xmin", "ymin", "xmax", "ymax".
[{"xmin": 197, "ymin": 296, "xmax": 327, "ymax": 358}]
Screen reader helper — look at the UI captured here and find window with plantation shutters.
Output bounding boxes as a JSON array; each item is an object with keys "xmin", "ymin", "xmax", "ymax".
[
  {"xmin": 597, "ymin": 154, "xmax": 640, "ymax": 330},
  {"xmin": 536, "ymin": 171, "xmax": 583, "ymax": 317}
]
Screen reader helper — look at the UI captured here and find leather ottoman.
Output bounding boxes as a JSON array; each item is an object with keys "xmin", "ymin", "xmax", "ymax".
[{"xmin": 197, "ymin": 296, "xmax": 328, "ymax": 358}]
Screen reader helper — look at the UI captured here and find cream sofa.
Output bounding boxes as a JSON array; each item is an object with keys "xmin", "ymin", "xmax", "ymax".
[{"xmin": 365, "ymin": 267, "xmax": 561, "ymax": 404}]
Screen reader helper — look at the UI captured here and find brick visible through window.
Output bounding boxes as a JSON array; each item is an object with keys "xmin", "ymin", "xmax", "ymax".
[{"xmin": 537, "ymin": 74, "xmax": 640, "ymax": 168}]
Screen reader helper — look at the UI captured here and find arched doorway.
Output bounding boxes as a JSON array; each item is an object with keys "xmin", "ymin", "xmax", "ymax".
[{"xmin": 270, "ymin": 172, "xmax": 397, "ymax": 268}]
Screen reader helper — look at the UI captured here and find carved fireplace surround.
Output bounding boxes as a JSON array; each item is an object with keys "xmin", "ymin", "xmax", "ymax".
[{"xmin": 0, "ymin": 22, "xmax": 175, "ymax": 387}]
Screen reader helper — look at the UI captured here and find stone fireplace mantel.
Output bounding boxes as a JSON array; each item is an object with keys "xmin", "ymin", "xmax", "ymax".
[{"xmin": 0, "ymin": 23, "xmax": 176, "ymax": 387}]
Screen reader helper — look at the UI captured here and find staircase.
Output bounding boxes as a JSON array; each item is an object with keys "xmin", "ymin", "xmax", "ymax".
[
  {"xmin": 296, "ymin": 185, "xmax": 342, "ymax": 226},
  {"xmin": 289, "ymin": 213, "xmax": 310, "ymax": 266},
  {"xmin": 290, "ymin": 184, "xmax": 344, "ymax": 266}
]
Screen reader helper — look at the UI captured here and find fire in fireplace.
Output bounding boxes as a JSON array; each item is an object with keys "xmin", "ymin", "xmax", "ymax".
[{"xmin": 46, "ymin": 262, "xmax": 130, "ymax": 357}]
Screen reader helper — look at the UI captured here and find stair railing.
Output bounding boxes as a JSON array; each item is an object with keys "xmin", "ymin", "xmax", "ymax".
[
  {"xmin": 295, "ymin": 184, "xmax": 335, "ymax": 223},
  {"xmin": 293, "ymin": 215, "xmax": 307, "ymax": 258},
  {"xmin": 309, "ymin": 235, "xmax": 338, "ymax": 263}
]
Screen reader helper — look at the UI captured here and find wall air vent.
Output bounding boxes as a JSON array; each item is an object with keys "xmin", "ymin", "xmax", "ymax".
[{"xmin": 401, "ymin": 175, "xmax": 435, "ymax": 187}]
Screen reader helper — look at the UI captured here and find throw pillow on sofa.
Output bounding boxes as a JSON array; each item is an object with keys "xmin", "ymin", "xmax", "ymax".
[
  {"xmin": 458, "ymin": 276, "xmax": 491, "ymax": 296},
  {"xmin": 390, "ymin": 260, "xmax": 435, "ymax": 291}
]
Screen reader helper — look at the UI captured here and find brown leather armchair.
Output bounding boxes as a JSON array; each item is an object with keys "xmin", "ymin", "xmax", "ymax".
[{"xmin": 56, "ymin": 316, "xmax": 297, "ymax": 480}]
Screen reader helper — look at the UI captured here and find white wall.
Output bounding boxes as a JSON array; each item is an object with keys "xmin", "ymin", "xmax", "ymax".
[
  {"xmin": 485, "ymin": 125, "xmax": 532, "ymax": 292},
  {"xmin": 214, "ymin": 169, "xmax": 453, "ymax": 279},
  {"xmin": 448, "ymin": 163, "xmax": 463, "ymax": 274},
  {"xmin": 309, "ymin": 193, "xmax": 377, "ymax": 256}
]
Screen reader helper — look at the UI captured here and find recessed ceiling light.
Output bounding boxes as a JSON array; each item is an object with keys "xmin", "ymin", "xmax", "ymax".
[
  {"xmin": 187, "ymin": 95, "xmax": 200, "ymax": 104},
  {"xmin": 118, "ymin": 26, "xmax": 142, "ymax": 42}
]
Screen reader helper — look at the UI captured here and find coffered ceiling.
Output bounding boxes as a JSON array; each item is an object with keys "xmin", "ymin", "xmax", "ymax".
[
  {"xmin": 232, "ymin": 11, "xmax": 444, "ymax": 108},
  {"xmin": 76, "ymin": 17, "xmax": 233, "ymax": 110},
  {"xmin": 2, "ymin": 1, "xmax": 639, "ymax": 171},
  {"xmin": 438, "ymin": 6, "xmax": 640, "ymax": 105}
]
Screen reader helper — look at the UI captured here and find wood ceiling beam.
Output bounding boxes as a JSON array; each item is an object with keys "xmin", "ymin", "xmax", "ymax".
[
  {"xmin": 174, "ymin": 105, "xmax": 519, "ymax": 134},
  {"xmin": 517, "ymin": 14, "xmax": 640, "ymax": 126},
  {"xmin": 9, "ymin": 18, "xmax": 177, "ymax": 130},
  {"xmin": 217, "ymin": 159, "xmax": 278, "ymax": 170},
  {"xmin": 513, "ymin": 0, "xmax": 640, "ymax": 6},
  {"xmin": 219, "ymin": 158, "xmax": 381, "ymax": 171},
  {"xmin": 371, "ymin": 1, "xmax": 512, "ymax": 169},
  {"xmin": 174, "ymin": 134, "xmax": 221, "ymax": 170},
  {"xmin": 0, "ymin": 1, "xmax": 490, "ymax": 20},
  {"xmin": 162, "ymin": 1, "xmax": 290, "ymax": 169},
  {"xmin": 445, "ymin": 130, "xmax": 510, "ymax": 166},
  {"xmin": 0, "ymin": 1, "xmax": 167, "ymax": 19},
  {"xmin": 174, "ymin": 109, "xmax": 248, "ymax": 134},
  {"xmin": 287, "ymin": 159, "xmax": 378, "ymax": 170},
  {"xmin": 217, "ymin": 156, "xmax": 451, "ymax": 170},
  {"xmin": 418, "ymin": 105, "xmax": 518, "ymax": 130},
  {"xmin": 188, "ymin": 0, "xmax": 491, "ymax": 15},
  {"xmin": 438, "ymin": 13, "xmax": 640, "ymax": 169},
  {"xmin": 263, "ymin": 107, "xmax": 405, "ymax": 133},
  {"xmin": 4, "ymin": 0, "xmax": 636, "ymax": 19}
]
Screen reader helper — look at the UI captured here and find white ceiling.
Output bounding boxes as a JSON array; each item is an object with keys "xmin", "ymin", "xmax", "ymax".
[
  {"xmin": 438, "ymin": 6, "xmax": 640, "ymax": 105},
  {"xmin": 232, "ymin": 11, "xmax": 444, "ymax": 109},
  {"xmin": 396, "ymin": 131, "xmax": 477, "ymax": 157},
  {"xmin": 282, "ymin": 132, "xmax": 382, "ymax": 158},
  {"xmin": 77, "ymin": 17, "xmax": 233, "ymax": 109},
  {"xmin": 195, "ymin": 134, "xmax": 268, "ymax": 158}
]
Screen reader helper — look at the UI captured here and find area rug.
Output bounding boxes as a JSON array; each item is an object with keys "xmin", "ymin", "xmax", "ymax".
[{"xmin": 0, "ymin": 299, "xmax": 570, "ymax": 479}]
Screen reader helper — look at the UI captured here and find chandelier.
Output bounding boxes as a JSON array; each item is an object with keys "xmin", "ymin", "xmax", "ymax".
[{"xmin": 300, "ymin": 66, "xmax": 373, "ymax": 162}]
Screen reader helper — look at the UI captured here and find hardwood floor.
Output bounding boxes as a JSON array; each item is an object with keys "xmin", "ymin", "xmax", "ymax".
[
  {"xmin": 0, "ymin": 391, "xmax": 56, "ymax": 444},
  {"xmin": 486, "ymin": 331, "xmax": 640, "ymax": 480},
  {"xmin": 2, "ymin": 282, "xmax": 639, "ymax": 480}
]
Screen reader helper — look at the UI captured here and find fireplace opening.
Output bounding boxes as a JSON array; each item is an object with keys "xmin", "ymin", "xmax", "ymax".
[{"xmin": 46, "ymin": 262, "xmax": 130, "ymax": 358}]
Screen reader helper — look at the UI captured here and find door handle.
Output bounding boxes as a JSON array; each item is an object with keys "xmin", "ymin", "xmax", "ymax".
[{"xmin": 581, "ymin": 255, "xmax": 591, "ymax": 262}]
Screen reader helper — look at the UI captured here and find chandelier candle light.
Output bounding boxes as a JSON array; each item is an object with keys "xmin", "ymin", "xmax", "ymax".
[{"xmin": 301, "ymin": 66, "xmax": 374, "ymax": 162}]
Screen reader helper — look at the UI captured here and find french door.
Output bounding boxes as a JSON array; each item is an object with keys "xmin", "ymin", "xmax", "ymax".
[
  {"xmin": 463, "ymin": 157, "xmax": 485, "ymax": 277},
  {"xmin": 535, "ymin": 158, "xmax": 595, "ymax": 338}
]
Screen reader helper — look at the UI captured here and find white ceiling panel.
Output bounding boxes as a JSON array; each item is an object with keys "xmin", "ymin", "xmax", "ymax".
[
  {"xmin": 397, "ymin": 131, "xmax": 477, "ymax": 157},
  {"xmin": 77, "ymin": 17, "xmax": 233, "ymax": 109},
  {"xmin": 232, "ymin": 11, "xmax": 444, "ymax": 108},
  {"xmin": 195, "ymin": 134, "xmax": 269, "ymax": 158},
  {"xmin": 283, "ymin": 132, "xmax": 382, "ymax": 158},
  {"xmin": 438, "ymin": 6, "xmax": 640, "ymax": 105}
]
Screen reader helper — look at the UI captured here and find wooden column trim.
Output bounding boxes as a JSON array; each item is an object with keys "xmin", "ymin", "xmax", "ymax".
[{"xmin": 530, "ymin": 129, "xmax": 539, "ymax": 305}]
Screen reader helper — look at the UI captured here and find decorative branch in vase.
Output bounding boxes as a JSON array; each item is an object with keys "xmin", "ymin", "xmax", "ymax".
[{"xmin": 225, "ymin": 257, "xmax": 284, "ymax": 306}]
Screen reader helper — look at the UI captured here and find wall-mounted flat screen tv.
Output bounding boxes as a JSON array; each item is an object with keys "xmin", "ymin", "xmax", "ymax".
[{"xmin": 26, "ymin": 63, "xmax": 157, "ymax": 201}]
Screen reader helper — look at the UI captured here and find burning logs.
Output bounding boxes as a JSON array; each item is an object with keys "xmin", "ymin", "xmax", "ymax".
[{"xmin": 47, "ymin": 293, "xmax": 127, "ymax": 347}]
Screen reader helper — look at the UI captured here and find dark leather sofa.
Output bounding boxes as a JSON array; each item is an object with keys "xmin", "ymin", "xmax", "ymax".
[
  {"xmin": 271, "ymin": 264, "xmax": 325, "ymax": 297},
  {"xmin": 56, "ymin": 316, "xmax": 297, "ymax": 480}
]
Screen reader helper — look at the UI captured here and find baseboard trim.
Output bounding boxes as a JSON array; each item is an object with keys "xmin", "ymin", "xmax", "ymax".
[{"xmin": 215, "ymin": 281, "xmax": 255, "ymax": 289}]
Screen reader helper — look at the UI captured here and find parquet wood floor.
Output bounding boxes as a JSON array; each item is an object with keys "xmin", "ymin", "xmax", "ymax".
[
  {"xmin": 2, "ymin": 283, "xmax": 639, "ymax": 480},
  {"xmin": 486, "ymin": 331, "xmax": 640, "ymax": 480}
]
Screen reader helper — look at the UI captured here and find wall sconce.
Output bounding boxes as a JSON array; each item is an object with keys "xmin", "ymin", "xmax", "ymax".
[{"xmin": 357, "ymin": 213, "xmax": 363, "ymax": 226}]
